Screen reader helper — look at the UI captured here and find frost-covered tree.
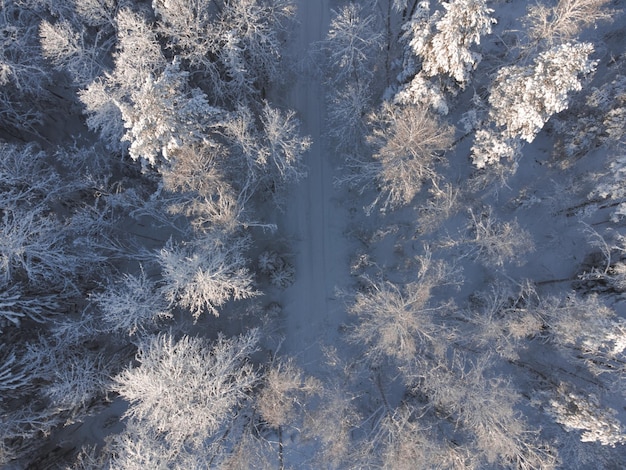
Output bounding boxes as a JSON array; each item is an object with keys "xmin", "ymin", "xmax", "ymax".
[
  {"xmin": 303, "ymin": 386, "xmax": 361, "ymax": 468},
  {"xmin": 260, "ymin": 103, "xmax": 311, "ymax": 183},
  {"xmin": 326, "ymin": 81, "xmax": 371, "ymax": 152},
  {"xmin": 220, "ymin": 0, "xmax": 295, "ymax": 87},
  {"xmin": 347, "ymin": 103, "xmax": 454, "ymax": 212},
  {"xmin": 0, "ymin": 1, "xmax": 50, "ymax": 134},
  {"xmin": 0, "ymin": 142, "xmax": 61, "ymax": 209},
  {"xmin": 0, "ymin": 282, "xmax": 59, "ymax": 330},
  {"xmin": 411, "ymin": 354, "xmax": 557, "ymax": 468},
  {"xmin": 415, "ymin": 181, "xmax": 461, "ymax": 234},
  {"xmin": 157, "ymin": 141, "xmax": 247, "ymax": 233},
  {"xmin": 91, "ymin": 268, "xmax": 171, "ymax": 336},
  {"xmin": 0, "ymin": 205, "xmax": 79, "ymax": 286},
  {"xmin": 322, "ymin": 2, "xmax": 382, "ymax": 155},
  {"xmin": 490, "ymin": 42, "xmax": 595, "ymax": 143},
  {"xmin": 79, "ymin": 8, "xmax": 167, "ymax": 152},
  {"xmin": 111, "ymin": 8, "xmax": 166, "ymax": 91},
  {"xmin": 40, "ymin": 349, "xmax": 111, "ymax": 415},
  {"xmin": 536, "ymin": 386, "xmax": 626, "ymax": 447},
  {"xmin": 405, "ymin": 0, "xmax": 495, "ymax": 85},
  {"xmin": 536, "ymin": 293, "xmax": 626, "ymax": 377},
  {"xmin": 151, "ymin": 0, "xmax": 217, "ymax": 64},
  {"xmin": 395, "ymin": 0, "xmax": 495, "ymax": 112},
  {"xmin": 0, "ymin": 343, "xmax": 35, "ymax": 399},
  {"xmin": 223, "ymin": 102, "xmax": 310, "ymax": 205},
  {"xmin": 39, "ymin": 19, "xmax": 108, "ymax": 86},
  {"xmin": 105, "ymin": 420, "xmax": 205, "ymax": 469},
  {"xmin": 153, "ymin": 0, "xmax": 296, "ymax": 102},
  {"xmin": 157, "ymin": 235, "xmax": 258, "ymax": 319},
  {"xmin": 356, "ymin": 404, "xmax": 472, "ymax": 469},
  {"xmin": 463, "ymin": 281, "xmax": 543, "ymax": 361},
  {"xmin": 324, "ymin": 2, "xmax": 383, "ymax": 85},
  {"xmin": 114, "ymin": 330, "xmax": 259, "ymax": 448},
  {"xmin": 471, "ymin": 42, "xmax": 596, "ymax": 168},
  {"xmin": 118, "ymin": 60, "xmax": 224, "ymax": 167}
]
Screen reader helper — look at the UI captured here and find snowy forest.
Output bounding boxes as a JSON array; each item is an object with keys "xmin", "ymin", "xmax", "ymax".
[{"xmin": 1, "ymin": 0, "xmax": 626, "ymax": 468}]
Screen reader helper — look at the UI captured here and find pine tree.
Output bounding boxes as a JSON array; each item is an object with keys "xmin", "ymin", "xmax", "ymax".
[{"xmin": 471, "ymin": 42, "xmax": 596, "ymax": 167}]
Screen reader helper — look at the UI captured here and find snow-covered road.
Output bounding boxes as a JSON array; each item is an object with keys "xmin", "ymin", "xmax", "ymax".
[{"xmin": 279, "ymin": 0, "xmax": 349, "ymax": 368}]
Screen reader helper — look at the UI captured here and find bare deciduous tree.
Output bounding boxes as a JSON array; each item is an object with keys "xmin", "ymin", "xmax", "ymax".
[
  {"xmin": 340, "ymin": 103, "xmax": 454, "ymax": 212},
  {"xmin": 526, "ymin": 0, "xmax": 615, "ymax": 46},
  {"xmin": 257, "ymin": 357, "xmax": 321, "ymax": 429},
  {"xmin": 347, "ymin": 252, "xmax": 460, "ymax": 366}
]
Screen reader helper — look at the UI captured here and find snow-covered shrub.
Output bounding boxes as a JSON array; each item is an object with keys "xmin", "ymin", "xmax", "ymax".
[
  {"xmin": 258, "ymin": 250, "xmax": 283, "ymax": 275},
  {"xmin": 258, "ymin": 250, "xmax": 295, "ymax": 289},
  {"xmin": 114, "ymin": 330, "xmax": 259, "ymax": 448}
]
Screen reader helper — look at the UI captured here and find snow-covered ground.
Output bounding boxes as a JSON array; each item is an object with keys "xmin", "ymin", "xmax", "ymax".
[{"xmin": 278, "ymin": 0, "xmax": 351, "ymax": 369}]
